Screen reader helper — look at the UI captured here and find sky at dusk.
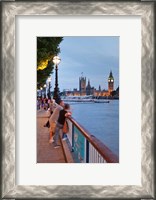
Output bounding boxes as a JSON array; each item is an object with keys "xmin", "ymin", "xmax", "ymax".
[{"xmin": 51, "ymin": 36, "xmax": 119, "ymax": 92}]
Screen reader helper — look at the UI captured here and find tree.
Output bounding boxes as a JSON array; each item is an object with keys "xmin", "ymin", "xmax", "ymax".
[
  {"xmin": 111, "ymin": 87, "xmax": 119, "ymax": 97},
  {"xmin": 37, "ymin": 37, "xmax": 63, "ymax": 88},
  {"xmin": 111, "ymin": 90, "xmax": 116, "ymax": 97}
]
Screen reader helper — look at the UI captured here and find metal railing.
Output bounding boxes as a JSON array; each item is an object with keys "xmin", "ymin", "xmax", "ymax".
[{"xmin": 66, "ymin": 117, "xmax": 119, "ymax": 163}]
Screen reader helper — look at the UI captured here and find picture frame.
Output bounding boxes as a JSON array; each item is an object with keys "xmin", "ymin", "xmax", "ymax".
[{"xmin": 1, "ymin": 0, "xmax": 155, "ymax": 199}]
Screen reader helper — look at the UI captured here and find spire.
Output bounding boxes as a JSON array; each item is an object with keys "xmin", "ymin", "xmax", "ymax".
[
  {"xmin": 109, "ymin": 70, "xmax": 113, "ymax": 78},
  {"xmin": 86, "ymin": 79, "xmax": 91, "ymax": 88}
]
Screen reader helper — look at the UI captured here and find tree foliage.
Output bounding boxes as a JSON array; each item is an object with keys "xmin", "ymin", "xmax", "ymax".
[
  {"xmin": 37, "ymin": 37, "xmax": 63, "ymax": 88},
  {"xmin": 111, "ymin": 87, "xmax": 119, "ymax": 97}
]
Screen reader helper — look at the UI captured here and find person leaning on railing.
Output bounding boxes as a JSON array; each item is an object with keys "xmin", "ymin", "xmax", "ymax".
[
  {"xmin": 43, "ymin": 99, "xmax": 57, "ymax": 128},
  {"xmin": 53, "ymin": 103, "xmax": 72, "ymax": 149},
  {"xmin": 48, "ymin": 100, "xmax": 64, "ymax": 144}
]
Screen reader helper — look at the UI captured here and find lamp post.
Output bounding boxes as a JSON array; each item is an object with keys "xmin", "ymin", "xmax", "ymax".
[
  {"xmin": 47, "ymin": 77, "xmax": 51, "ymax": 99},
  {"xmin": 53, "ymin": 56, "xmax": 61, "ymax": 103},
  {"xmin": 40, "ymin": 87, "xmax": 43, "ymax": 98},
  {"xmin": 43, "ymin": 84, "xmax": 46, "ymax": 98}
]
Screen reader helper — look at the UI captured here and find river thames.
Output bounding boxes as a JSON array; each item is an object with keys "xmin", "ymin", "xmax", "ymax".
[{"xmin": 70, "ymin": 100, "xmax": 119, "ymax": 156}]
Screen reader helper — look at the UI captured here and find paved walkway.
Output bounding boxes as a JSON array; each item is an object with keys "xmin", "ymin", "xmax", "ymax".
[{"xmin": 37, "ymin": 109, "xmax": 66, "ymax": 163}]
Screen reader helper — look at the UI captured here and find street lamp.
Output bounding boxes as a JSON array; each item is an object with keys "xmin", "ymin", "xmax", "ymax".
[
  {"xmin": 47, "ymin": 77, "xmax": 51, "ymax": 99},
  {"xmin": 53, "ymin": 55, "xmax": 61, "ymax": 103}
]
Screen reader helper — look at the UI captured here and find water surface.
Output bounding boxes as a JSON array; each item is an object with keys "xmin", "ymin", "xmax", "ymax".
[{"xmin": 70, "ymin": 100, "xmax": 119, "ymax": 156}]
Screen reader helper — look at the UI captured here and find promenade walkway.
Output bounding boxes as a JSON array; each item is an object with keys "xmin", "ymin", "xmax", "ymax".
[{"xmin": 37, "ymin": 109, "xmax": 66, "ymax": 163}]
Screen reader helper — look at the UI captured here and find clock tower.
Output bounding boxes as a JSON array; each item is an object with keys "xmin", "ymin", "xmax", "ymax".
[
  {"xmin": 108, "ymin": 71, "xmax": 114, "ymax": 93},
  {"xmin": 79, "ymin": 74, "xmax": 86, "ymax": 95}
]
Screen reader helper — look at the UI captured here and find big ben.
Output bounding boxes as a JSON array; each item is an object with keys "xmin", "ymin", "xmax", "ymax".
[{"xmin": 108, "ymin": 71, "xmax": 114, "ymax": 93}]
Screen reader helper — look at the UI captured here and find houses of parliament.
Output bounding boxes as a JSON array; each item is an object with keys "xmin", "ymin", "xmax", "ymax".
[{"xmin": 65, "ymin": 71, "xmax": 119, "ymax": 97}]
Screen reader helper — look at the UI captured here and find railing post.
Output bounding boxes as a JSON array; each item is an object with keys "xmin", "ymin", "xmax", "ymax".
[
  {"xmin": 71, "ymin": 123, "xmax": 74, "ymax": 152},
  {"xmin": 86, "ymin": 140, "xmax": 89, "ymax": 163}
]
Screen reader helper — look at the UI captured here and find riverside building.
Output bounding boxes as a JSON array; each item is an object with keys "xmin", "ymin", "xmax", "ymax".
[{"xmin": 64, "ymin": 71, "xmax": 119, "ymax": 98}]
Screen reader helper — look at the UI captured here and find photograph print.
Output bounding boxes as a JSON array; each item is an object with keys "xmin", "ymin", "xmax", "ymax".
[{"xmin": 37, "ymin": 36, "xmax": 119, "ymax": 163}]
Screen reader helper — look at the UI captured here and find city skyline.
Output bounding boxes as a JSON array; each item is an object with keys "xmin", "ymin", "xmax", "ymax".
[
  {"xmin": 62, "ymin": 70, "xmax": 117, "ymax": 92},
  {"xmin": 50, "ymin": 36, "xmax": 119, "ymax": 92}
]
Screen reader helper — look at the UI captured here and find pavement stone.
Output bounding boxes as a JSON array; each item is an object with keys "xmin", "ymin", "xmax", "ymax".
[{"xmin": 37, "ymin": 109, "xmax": 66, "ymax": 163}]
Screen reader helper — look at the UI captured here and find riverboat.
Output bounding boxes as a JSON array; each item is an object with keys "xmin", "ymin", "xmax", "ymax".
[
  {"xmin": 94, "ymin": 100, "xmax": 110, "ymax": 103},
  {"xmin": 62, "ymin": 96, "xmax": 110, "ymax": 103}
]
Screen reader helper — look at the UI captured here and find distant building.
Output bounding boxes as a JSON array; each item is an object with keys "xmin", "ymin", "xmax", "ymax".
[
  {"xmin": 64, "ymin": 70, "xmax": 118, "ymax": 98},
  {"xmin": 79, "ymin": 76, "xmax": 86, "ymax": 95},
  {"xmin": 86, "ymin": 79, "xmax": 92, "ymax": 95},
  {"xmin": 108, "ymin": 70, "xmax": 114, "ymax": 93},
  {"xmin": 93, "ymin": 71, "xmax": 114, "ymax": 97}
]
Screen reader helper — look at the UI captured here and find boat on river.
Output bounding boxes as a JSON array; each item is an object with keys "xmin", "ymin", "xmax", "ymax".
[
  {"xmin": 94, "ymin": 100, "xmax": 110, "ymax": 103},
  {"xmin": 62, "ymin": 95, "xmax": 110, "ymax": 103}
]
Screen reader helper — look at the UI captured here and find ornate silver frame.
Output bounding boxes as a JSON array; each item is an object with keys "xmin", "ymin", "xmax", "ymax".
[{"xmin": 1, "ymin": 1, "xmax": 155, "ymax": 199}]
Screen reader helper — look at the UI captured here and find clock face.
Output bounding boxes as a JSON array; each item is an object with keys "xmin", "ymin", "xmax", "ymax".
[{"xmin": 111, "ymin": 79, "xmax": 114, "ymax": 82}]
